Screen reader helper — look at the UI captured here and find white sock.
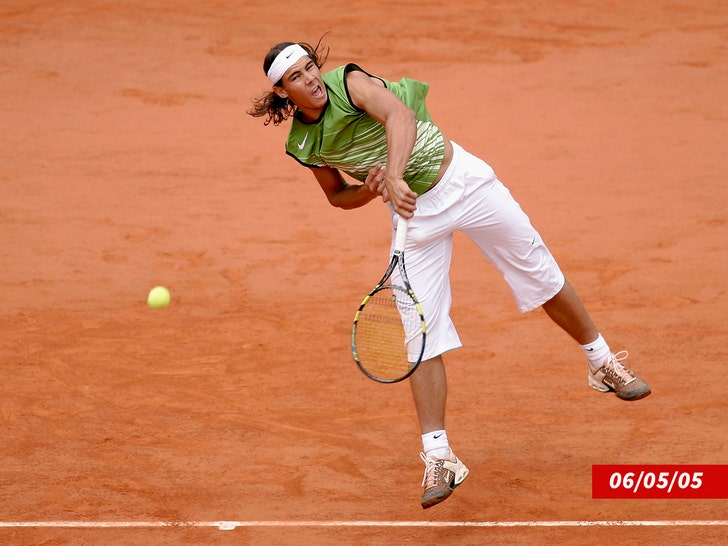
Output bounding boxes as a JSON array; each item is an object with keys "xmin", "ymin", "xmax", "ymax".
[
  {"xmin": 581, "ymin": 334, "xmax": 611, "ymax": 372},
  {"xmin": 422, "ymin": 430, "xmax": 451, "ymax": 460}
]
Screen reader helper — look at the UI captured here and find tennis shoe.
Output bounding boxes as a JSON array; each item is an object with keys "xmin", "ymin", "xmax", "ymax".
[
  {"xmin": 588, "ymin": 351, "xmax": 651, "ymax": 401},
  {"xmin": 419, "ymin": 451, "xmax": 469, "ymax": 509}
]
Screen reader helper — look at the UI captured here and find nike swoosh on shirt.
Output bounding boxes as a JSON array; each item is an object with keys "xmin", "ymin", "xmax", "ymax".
[{"xmin": 297, "ymin": 133, "xmax": 309, "ymax": 150}]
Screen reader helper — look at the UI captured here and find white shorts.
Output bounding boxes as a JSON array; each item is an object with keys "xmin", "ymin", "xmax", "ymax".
[{"xmin": 389, "ymin": 141, "xmax": 565, "ymax": 361}]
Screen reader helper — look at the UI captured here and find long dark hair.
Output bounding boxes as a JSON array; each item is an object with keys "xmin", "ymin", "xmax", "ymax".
[{"xmin": 247, "ymin": 35, "xmax": 329, "ymax": 126}]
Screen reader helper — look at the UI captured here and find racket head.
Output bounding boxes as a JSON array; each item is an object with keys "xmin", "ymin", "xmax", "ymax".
[{"xmin": 351, "ymin": 283, "xmax": 426, "ymax": 383}]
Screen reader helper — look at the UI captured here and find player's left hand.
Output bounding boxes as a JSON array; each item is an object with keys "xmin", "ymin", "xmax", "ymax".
[{"xmin": 385, "ymin": 175, "xmax": 417, "ymax": 218}]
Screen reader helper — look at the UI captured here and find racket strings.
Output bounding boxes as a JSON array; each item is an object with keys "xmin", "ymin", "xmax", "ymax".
[{"xmin": 354, "ymin": 285, "xmax": 424, "ymax": 380}]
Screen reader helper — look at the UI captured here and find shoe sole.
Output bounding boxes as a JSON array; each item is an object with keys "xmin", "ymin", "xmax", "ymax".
[{"xmin": 616, "ymin": 387, "xmax": 651, "ymax": 401}]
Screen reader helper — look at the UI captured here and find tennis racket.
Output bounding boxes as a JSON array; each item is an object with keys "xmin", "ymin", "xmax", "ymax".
[{"xmin": 351, "ymin": 217, "xmax": 426, "ymax": 383}]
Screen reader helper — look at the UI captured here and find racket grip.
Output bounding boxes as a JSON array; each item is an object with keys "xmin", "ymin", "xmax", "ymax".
[{"xmin": 394, "ymin": 217, "xmax": 409, "ymax": 252}]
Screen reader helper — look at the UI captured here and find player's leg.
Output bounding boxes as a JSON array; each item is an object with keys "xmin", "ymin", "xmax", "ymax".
[
  {"xmin": 409, "ymin": 356, "xmax": 470, "ymax": 509},
  {"xmin": 541, "ymin": 278, "xmax": 598, "ymax": 345},
  {"xmin": 393, "ymin": 215, "xmax": 470, "ymax": 508},
  {"xmin": 409, "ymin": 355, "xmax": 447, "ymax": 434},
  {"xmin": 458, "ymin": 175, "xmax": 650, "ymax": 400},
  {"xmin": 542, "ymin": 282, "xmax": 650, "ymax": 400}
]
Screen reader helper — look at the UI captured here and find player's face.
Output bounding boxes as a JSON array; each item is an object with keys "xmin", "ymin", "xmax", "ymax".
[{"xmin": 275, "ymin": 56, "xmax": 327, "ymax": 120}]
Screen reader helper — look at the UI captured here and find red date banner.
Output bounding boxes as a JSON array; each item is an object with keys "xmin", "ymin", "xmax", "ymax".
[{"xmin": 592, "ymin": 465, "xmax": 728, "ymax": 499}]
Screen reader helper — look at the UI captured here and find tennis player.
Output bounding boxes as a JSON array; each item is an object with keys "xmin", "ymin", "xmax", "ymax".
[{"xmin": 249, "ymin": 38, "xmax": 651, "ymax": 509}]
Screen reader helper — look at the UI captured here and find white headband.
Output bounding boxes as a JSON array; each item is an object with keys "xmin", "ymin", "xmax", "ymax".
[{"xmin": 266, "ymin": 44, "xmax": 310, "ymax": 84}]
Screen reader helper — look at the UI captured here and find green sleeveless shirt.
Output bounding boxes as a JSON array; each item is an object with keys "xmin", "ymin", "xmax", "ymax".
[{"xmin": 285, "ymin": 64, "xmax": 445, "ymax": 195}]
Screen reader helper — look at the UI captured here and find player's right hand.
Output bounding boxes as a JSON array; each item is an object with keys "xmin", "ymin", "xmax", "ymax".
[{"xmin": 364, "ymin": 163, "xmax": 390, "ymax": 203}]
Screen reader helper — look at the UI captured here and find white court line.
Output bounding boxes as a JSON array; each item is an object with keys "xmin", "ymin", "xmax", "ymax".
[{"xmin": 0, "ymin": 520, "xmax": 726, "ymax": 530}]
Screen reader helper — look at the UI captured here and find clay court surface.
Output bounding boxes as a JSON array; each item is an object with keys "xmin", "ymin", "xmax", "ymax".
[{"xmin": 1, "ymin": 1, "xmax": 726, "ymax": 544}]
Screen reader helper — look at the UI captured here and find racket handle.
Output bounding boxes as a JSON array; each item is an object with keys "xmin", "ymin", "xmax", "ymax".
[{"xmin": 394, "ymin": 217, "xmax": 409, "ymax": 252}]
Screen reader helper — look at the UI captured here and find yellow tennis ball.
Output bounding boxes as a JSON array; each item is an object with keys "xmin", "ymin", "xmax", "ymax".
[{"xmin": 147, "ymin": 286, "xmax": 170, "ymax": 309}]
